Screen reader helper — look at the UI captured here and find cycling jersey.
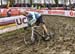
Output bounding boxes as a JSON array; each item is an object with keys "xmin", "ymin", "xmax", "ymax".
[
  {"xmin": 27, "ymin": 12, "xmax": 41, "ymax": 19},
  {"xmin": 27, "ymin": 12, "xmax": 41, "ymax": 25}
]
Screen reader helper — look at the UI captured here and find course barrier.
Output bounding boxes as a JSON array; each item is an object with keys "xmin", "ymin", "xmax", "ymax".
[
  {"xmin": 0, "ymin": 15, "xmax": 28, "ymax": 34},
  {"xmin": 0, "ymin": 7, "xmax": 75, "ymax": 34},
  {"xmin": 0, "ymin": 7, "xmax": 75, "ymax": 17}
]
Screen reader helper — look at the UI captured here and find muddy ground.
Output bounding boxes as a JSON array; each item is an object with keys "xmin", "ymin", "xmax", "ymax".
[{"xmin": 0, "ymin": 15, "xmax": 75, "ymax": 54}]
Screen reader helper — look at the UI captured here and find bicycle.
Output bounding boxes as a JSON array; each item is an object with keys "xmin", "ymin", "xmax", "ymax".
[{"xmin": 23, "ymin": 25, "xmax": 54, "ymax": 45}]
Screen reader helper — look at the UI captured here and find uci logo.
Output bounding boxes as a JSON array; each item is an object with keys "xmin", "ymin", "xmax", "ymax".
[{"xmin": 15, "ymin": 17, "xmax": 28, "ymax": 25}]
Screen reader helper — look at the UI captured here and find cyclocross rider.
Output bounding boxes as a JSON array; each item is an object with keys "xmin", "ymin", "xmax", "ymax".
[{"xmin": 21, "ymin": 11, "xmax": 50, "ymax": 41}]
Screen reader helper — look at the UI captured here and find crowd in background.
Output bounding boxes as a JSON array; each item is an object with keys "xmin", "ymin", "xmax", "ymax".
[{"xmin": 0, "ymin": 0, "xmax": 75, "ymax": 10}]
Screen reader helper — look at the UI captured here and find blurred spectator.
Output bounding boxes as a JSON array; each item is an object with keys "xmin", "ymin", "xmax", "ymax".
[
  {"xmin": 39, "ymin": 0, "xmax": 45, "ymax": 9},
  {"xmin": 0, "ymin": 0, "xmax": 75, "ymax": 11},
  {"xmin": 70, "ymin": 0, "xmax": 75, "ymax": 10},
  {"xmin": 58, "ymin": 0, "xmax": 64, "ymax": 7},
  {"xmin": 0, "ymin": 0, "xmax": 1, "ymax": 7},
  {"xmin": 54, "ymin": 0, "xmax": 58, "ymax": 7},
  {"xmin": 7, "ymin": 0, "xmax": 10, "ymax": 8},
  {"xmin": 32, "ymin": 0, "xmax": 40, "ymax": 9},
  {"xmin": 14, "ymin": 0, "xmax": 19, "ymax": 7},
  {"xmin": 50, "ymin": 0, "xmax": 56, "ymax": 7},
  {"xmin": 25, "ymin": 0, "xmax": 31, "ymax": 7},
  {"xmin": 14, "ymin": 0, "xmax": 31, "ymax": 7},
  {"xmin": 45, "ymin": 0, "xmax": 51, "ymax": 9},
  {"xmin": 0, "ymin": 0, "xmax": 7, "ymax": 8},
  {"xmin": 64, "ymin": 0, "xmax": 70, "ymax": 10}
]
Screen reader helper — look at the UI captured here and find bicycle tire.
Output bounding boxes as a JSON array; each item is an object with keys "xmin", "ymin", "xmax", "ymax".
[{"xmin": 23, "ymin": 28, "xmax": 44, "ymax": 45}]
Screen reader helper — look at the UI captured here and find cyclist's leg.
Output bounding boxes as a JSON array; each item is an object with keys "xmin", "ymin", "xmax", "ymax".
[
  {"xmin": 36, "ymin": 16, "xmax": 48, "ymax": 34},
  {"xmin": 35, "ymin": 16, "xmax": 50, "ymax": 41}
]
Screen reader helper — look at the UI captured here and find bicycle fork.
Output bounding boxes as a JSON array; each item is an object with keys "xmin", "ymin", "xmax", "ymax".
[{"xmin": 31, "ymin": 26, "xmax": 40, "ymax": 43}]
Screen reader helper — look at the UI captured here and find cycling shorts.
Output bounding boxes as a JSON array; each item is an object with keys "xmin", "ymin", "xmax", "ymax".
[{"xmin": 35, "ymin": 15, "xmax": 45, "ymax": 26}]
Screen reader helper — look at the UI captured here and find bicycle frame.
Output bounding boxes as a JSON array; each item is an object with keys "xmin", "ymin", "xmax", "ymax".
[{"xmin": 31, "ymin": 26, "xmax": 40, "ymax": 42}]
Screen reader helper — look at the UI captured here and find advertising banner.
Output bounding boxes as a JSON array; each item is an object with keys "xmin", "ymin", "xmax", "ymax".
[
  {"xmin": 65, "ymin": 10, "xmax": 75, "ymax": 17},
  {"xmin": 48, "ymin": 10, "xmax": 65, "ymax": 16},
  {"xmin": 0, "ymin": 15, "xmax": 28, "ymax": 34}
]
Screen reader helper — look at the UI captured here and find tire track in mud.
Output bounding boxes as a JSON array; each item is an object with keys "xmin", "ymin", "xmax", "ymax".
[{"xmin": 0, "ymin": 15, "xmax": 75, "ymax": 54}]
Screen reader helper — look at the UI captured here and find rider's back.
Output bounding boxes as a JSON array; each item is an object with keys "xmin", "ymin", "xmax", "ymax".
[{"xmin": 28, "ymin": 12, "xmax": 41, "ymax": 19}]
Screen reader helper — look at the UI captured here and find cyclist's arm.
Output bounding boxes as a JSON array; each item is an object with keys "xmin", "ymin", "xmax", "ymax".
[{"xmin": 28, "ymin": 12, "xmax": 37, "ymax": 25}]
